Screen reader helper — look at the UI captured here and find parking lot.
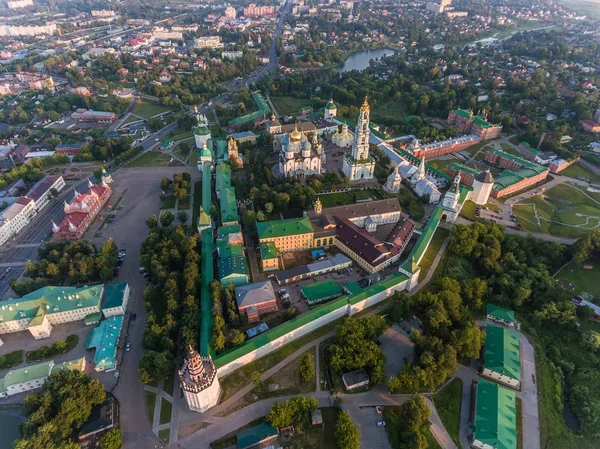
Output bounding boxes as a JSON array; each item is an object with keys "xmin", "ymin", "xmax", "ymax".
[
  {"xmin": 345, "ymin": 405, "xmax": 391, "ymax": 449},
  {"xmin": 380, "ymin": 323, "xmax": 418, "ymax": 381}
]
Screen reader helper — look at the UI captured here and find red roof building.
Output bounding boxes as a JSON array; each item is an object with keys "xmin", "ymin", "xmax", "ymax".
[{"xmin": 53, "ymin": 181, "xmax": 111, "ymax": 240}]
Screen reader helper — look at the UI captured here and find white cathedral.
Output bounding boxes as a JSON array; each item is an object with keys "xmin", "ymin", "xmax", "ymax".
[
  {"xmin": 278, "ymin": 125, "xmax": 324, "ymax": 177},
  {"xmin": 342, "ymin": 97, "xmax": 376, "ymax": 181}
]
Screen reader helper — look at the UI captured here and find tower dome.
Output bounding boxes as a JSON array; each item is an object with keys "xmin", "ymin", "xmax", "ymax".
[{"xmin": 290, "ymin": 125, "xmax": 302, "ymax": 142}]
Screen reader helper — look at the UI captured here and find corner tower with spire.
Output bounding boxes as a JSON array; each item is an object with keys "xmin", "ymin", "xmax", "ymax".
[
  {"xmin": 179, "ymin": 346, "xmax": 221, "ymax": 413},
  {"xmin": 342, "ymin": 97, "xmax": 376, "ymax": 181}
]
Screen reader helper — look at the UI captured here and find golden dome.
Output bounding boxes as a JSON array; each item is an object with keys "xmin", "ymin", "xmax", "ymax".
[
  {"xmin": 290, "ymin": 124, "xmax": 302, "ymax": 142},
  {"xmin": 360, "ymin": 96, "xmax": 370, "ymax": 112}
]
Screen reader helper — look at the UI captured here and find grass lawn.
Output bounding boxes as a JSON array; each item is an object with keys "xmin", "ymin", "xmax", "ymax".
[
  {"xmin": 188, "ymin": 150, "xmax": 199, "ymax": 168},
  {"xmin": 500, "ymin": 143, "xmax": 522, "ymax": 156},
  {"xmin": 169, "ymin": 129, "xmax": 194, "ymax": 141},
  {"xmin": 125, "ymin": 151, "xmax": 182, "ymax": 168},
  {"xmin": 555, "ymin": 261, "xmax": 600, "ymax": 297},
  {"xmin": 418, "ymin": 227, "xmax": 450, "ymax": 282},
  {"xmin": 428, "ymin": 158, "xmax": 460, "ymax": 172},
  {"xmin": 560, "ymin": 162, "xmax": 600, "ymax": 184},
  {"xmin": 270, "ymin": 96, "xmax": 310, "ymax": 116},
  {"xmin": 218, "ymin": 319, "xmax": 340, "ymax": 403},
  {"xmin": 164, "ymin": 371, "xmax": 175, "ymax": 397},
  {"xmin": 459, "ymin": 200, "xmax": 501, "ymax": 222},
  {"xmin": 319, "ymin": 192, "xmax": 354, "ymax": 208},
  {"xmin": 122, "ymin": 114, "xmax": 144, "ymax": 125},
  {"xmin": 178, "ymin": 195, "xmax": 191, "ymax": 210},
  {"xmin": 292, "ymin": 407, "xmax": 339, "ymax": 449},
  {"xmin": 354, "ymin": 188, "xmax": 387, "ymax": 201},
  {"xmin": 161, "ymin": 195, "xmax": 176, "ymax": 209},
  {"xmin": 384, "ymin": 406, "xmax": 442, "ymax": 449},
  {"xmin": 144, "ymin": 391, "xmax": 156, "ymax": 424},
  {"xmin": 0, "ymin": 350, "xmax": 24, "ymax": 370},
  {"xmin": 158, "ymin": 429, "xmax": 170, "ymax": 444},
  {"xmin": 371, "ymin": 100, "xmax": 408, "ymax": 123},
  {"xmin": 133, "ymin": 100, "xmax": 172, "ymax": 118},
  {"xmin": 159, "ymin": 398, "xmax": 172, "ymax": 425},
  {"xmin": 516, "ymin": 397, "xmax": 523, "ymax": 449},
  {"xmin": 432, "ymin": 378, "xmax": 463, "ymax": 446}
]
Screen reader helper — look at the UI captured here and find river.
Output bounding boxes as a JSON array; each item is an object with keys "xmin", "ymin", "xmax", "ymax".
[
  {"xmin": 0, "ymin": 410, "xmax": 25, "ymax": 449},
  {"xmin": 337, "ymin": 48, "xmax": 396, "ymax": 73}
]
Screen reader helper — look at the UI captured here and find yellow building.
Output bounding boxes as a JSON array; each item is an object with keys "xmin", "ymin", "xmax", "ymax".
[
  {"xmin": 260, "ymin": 242, "xmax": 279, "ymax": 271},
  {"xmin": 256, "ymin": 217, "xmax": 314, "ymax": 252}
]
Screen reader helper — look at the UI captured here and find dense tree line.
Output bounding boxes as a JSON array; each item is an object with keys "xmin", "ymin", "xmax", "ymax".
[
  {"xmin": 384, "ymin": 394, "xmax": 432, "ymax": 449},
  {"xmin": 14, "ymin": 370, "xmax": 105, "ymax": 449},
  {"xmin": 12, "ymin": 240, "xmax": 119, "ymax": 295},
  {"xmin": 0, "ymin": 154, "xmax": 70, "ymax": 190},
  {"xmin": 138, "ymin": 223, "xmax": 200, "ymax": 383}
]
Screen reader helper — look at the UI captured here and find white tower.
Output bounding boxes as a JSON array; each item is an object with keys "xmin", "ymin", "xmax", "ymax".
[
  {"xmin": 342, "ymin": 97, "xmax": 375, "ymax": 181},
  {"xmin": 324, "ymin": 97, "xmax": 337, "ymax": 119},
  {"xmin": 384, "ymin": 166, "xmax": 402, "ymax": 193},
  {"xmin": 194, "ymin": 109, "xmax": 211, "ymax": 149},
  {"xmin": 179, "ymin": 347, "xmax": 221, "ymax": 413},
  {"xmin": 470, "ymin": 170, "xmax": 494, "ymax": 205}
]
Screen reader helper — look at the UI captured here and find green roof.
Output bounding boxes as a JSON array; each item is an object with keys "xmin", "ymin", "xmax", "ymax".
[
  {"xmin": 344, "ymin": 282, "xmax": 363, "ymax": 295},
  {"xmin": 86, "ymin": 315, "xmax": 123, "ymax": 371},
  {"xmin": 200, "ymin": 228, "xmax": 215, "ymax": 357},
  {"xmin": 219, "ymin": 242, "xmax": 244, "ymax": 259},
  {"xmin": 257, "ymin": 217, "xmax": 313, "ymax": 240},
  {"xmin": 237, "ymin": 422, "xmax": 277, "ymax": 449},
  {"xmin": 487, "ymin": 304, "xmax": 515, "ymax": 324},
  {"xmin": 404, "ymin": 206, "xmax": 444, "ymax": 266},
  {"xmin": 0, "ymin": 285, "xmax": 104, "ymax": 325},
  {"xmin": 50, "ymin": 357, "xmax": 86, "ymax": 374},
  {"xmin": 27, "ymin": 307, "xmax": 46, "ymax": 328},
  {"xmin": 448, "ymin": 162, "xmax": 481, "ymax": 177},
  {"xmin": 161, "ymin": 139, "xmax": 172, "ymax": 148},
  {"xmin": 4, "ymin": 360, "xmax": 53, "ymax": 387},
  {"xmin": 473, "ymin": 116, "xmax": 499, "ymax": 129},
  {"xmin": 214, "ymin": 138, "xmax": 228, "ymax": 160},
  {"xmin": 453, "ymin": 108, "xmax": 473, "ymax": 119},
  {"xmin": 228, "ymin": 93, "xmax": 270, "ymax": 127},
  {"xmin": 84, "ymin": 312, "xmax": 102, "ymax": 325},
  {"xmin": 484, "ymin": 325, "xmax": 521, "ymax": 381},
  {"xmin": 195, "ymin": 126, "xmax": 210, "ymax": 136},
  {"xmin": 218, "ymin": 255, "xmax": 249, "ymax": 281},
  {"xmin": 218, "ymin": 224, "xmax": 242, "ymax": 239},
  {"xmin": 520, "ymin": 144, "xmax": 541, "ymax": 156},
  {"xmin": 260, "ymin": 242, "xmax": 278, "ymax": 260},
  {"xmin": 473, "ymin": 380, "xmax": 517, "ymax": 449},
  {"xmin": 221, "ymin": 186, "xmax": 239, "ymax": 224},
  {"xmin": 301, "ymin": 280, "xmax": 343, "ymax": 303},
  {"xmin": 102, "ymin": 282, "xmax": 127, "ymax": 310}
]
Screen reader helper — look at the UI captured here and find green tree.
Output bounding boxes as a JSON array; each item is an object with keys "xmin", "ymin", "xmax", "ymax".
[
  {"xmin": 335, "ymin": 411, "xmax": 361, "ymax": 449},
  {"xmin": 266, "ymin": 397, "xmax": 318, "ymax": 429},
  {"xmin": 146, "ymin": 214, "xmax": 159, "ymax": 229},
  {"xmin": 299, "ymin": 353, "xmax": 315, "ymax": 383},
  {"xmin": 138, "ymin": 350, "xmax": 174, "ymax": 383},
  {"xmin": 160, "ymin": 212, "xmax": 175, "ymax": 227},
  {"xmin": 100, "ymin": 429, "xmax": 122, "ymax": 449},
  {"xmin": 178, "ymin": 210, "xmax": 188, "ymax": 223},
  {"xmin": 229, "ymin": 329, "xmax": 246, "ymax": 346}
]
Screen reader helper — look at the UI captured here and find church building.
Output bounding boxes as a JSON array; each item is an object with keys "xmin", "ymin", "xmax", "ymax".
[
  {"xmin": 278, "ymin": 126, "xmax": 323, "ymax": 178},
  {"xmin": 194, "ymin": 107, "xmax": 211, "ymax": 148},
  {"xmin": 333, "ymin": 123, "xmax": 353, "ymax": 148},
  {"xmin": 342, "ymin": 97, "xmax": 375, "ymax": 181}
]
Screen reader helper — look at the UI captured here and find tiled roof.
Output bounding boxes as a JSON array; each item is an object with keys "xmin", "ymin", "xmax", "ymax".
[
  {"xmin": 484, "ymin": 325, "xmax": 521, "ymax": 381},
  {"xmin": 86, "ymin": 315, "xmax": 123, "ymax": 371},
  {"xmin": 257, "ymin": 217, "xmax": 314, "ymax": 239},
  {"xmin": 302, "ymin": 280, "xmax": 343, "ymax": 303},
  {"xmin": 235, "ymin": 281, "xmax": 276, "ymax": 309},
  {"xmin": 473, "ymin": 380, "xmax": 517, "ymax": 449},
  {"xmin": 101, "ymin": 282, "xmax": 127, "ymax": 310},
  {"xmin": 259, "ymin": 242, "xmax": 278, "ymax": 260}
]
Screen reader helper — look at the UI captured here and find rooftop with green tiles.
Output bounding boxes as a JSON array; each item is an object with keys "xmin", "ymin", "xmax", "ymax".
[
  {"xmin": 448, "ymin": 162, "xmax": 481, "ymax": 177},
  {"xmin": 218, "ymin": 224, "xmax": 242, "ymax": 239},
  {"xmin": 473, "ymin": 380, "xmax": 517, "ymax": 449},
  {"xmin": 486, "ymin": 148, "xmax": 540, "ymax": 170},
  {"xmin": 86, "ymin": 315, "xmax": 123, "ymax": 372},
  {"xmin": 493, "ymin": 166, "xmax": 548, "ymax": 191},
  {"xmin": 404, "ymin": 206, "xmax": 443, "ymax": 266},
  {"xmin": 0, "ymin": 284, "xmax": 104, "ymax": 324},
  {"xmin": 484, "ymin": 325, "xmax": 521, "ymax": 381},
  {"xmin": 101, "ymin": 282, "xmax": 128, "ymax": 311},
  {"xmin": 219, "ymin": 242, "xmax": 244, "ymax": 259},
  {"xmin": 453, "ymin": 108, "xmax": 473, "ymax": 119},
  {"xmin": 257, "ymin": 216, "xmax": 314, "ymax": 239},
  {"xmin": 473, "ymin": 116, "xmax": 499, "ymax": 128},
  {"xmin": 220, "ymin": 186, "xmax": 239, "ymax": 224},
  {"xmin": 218, "ymin": 255, "xmax": 249, "ymax": 279},
  {"xmin": 301, "ymin": 280, "xmax": 343, "ymax": 303},
  {"xmin": 260, "ymin": 242, "xmax": 278, "ymax": 260}
]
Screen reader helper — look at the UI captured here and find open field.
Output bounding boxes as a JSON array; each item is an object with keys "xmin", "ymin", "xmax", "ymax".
[
  {"xmin": 270, "ymin": 96, "xmax": 310, "ymax": 116},
  {"xmin": 433, "ymin": 378, "xmax": 463, "ymax": 446},
  {"xmin": 319, "ymin": 191, "xmax": 354, "ymax": 208},
  {"xmin": 557, "ymin": 0, "xmax": 600, "ymax": 19},
  {"xmin": 125, "ymin": 151, "xmax": 183, "ymax": 168},
  {"xmin": 459, "ymin": 200, "xmax": 501, "ymax": 222},
  {"xmin": 560, "ymin": 163, "xmax": 600, "ymax": 184},
  {"xmin": 555, "ymin": 261, "xmax": 600, "ymax": 298},
  {"xmin": 418, "ymin": 227, "xmax": 450, "ymax": 282},
  {"xmin": 500, "ymin": 143, "xmax": 521, "ymax": 156},
  {"xmin": 512, "ymin": 183, "xmax": 600, "ymax": 237},
  {"xmin": 132, "ymin": 100, "xmax": 173, "ymax": 118}
]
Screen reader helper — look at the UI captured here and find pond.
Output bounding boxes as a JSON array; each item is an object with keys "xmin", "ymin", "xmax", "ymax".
[
  {"xmin": 0, "ymin": 410, "xmax": 25, "ymax": 449},
  {"xmin": 337, "ymin": 48, "xmax": 396, "ymax": 73},
  {"xmin": 562, "ymin": 399, "xmax": 581, "ymax": 434}
]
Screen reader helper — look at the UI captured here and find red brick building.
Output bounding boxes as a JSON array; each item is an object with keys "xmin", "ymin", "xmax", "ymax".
[
  {"xmin": 235, "ymin": 281, "xmax": 278, "ymax": 322},
  {"xmin": 447, "ymin": 109, "xmax": 502, "ymax": 141},
  {"xmin": 55, "ymin": 143, "xmax": 84, "ymax": 155},
  {"xmin": 408, "ymin": 134, "xmax": 480, "ymax": 159},
  {"xmin": 581, "ymin": 120, "xmax": 600, "ymax": 133},
  {"xmin": 53, "ymin": 181, "xmax": 111, "ymax": 240}
]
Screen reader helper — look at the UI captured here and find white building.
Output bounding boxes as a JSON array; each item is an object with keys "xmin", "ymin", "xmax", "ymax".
[
  {"xmin": 179, "ymin": 348, "xmax": 221, "ymax": 412},
  {"xmin": 195, "ymin": 36, "xmax": 224, "ymax": 49},
  {"xmin": 101, "ymin": 282, "xmax": 130, "ymax": 318},
  {"xmin": 194, "ymin": 109, "xmax": 211, "ymax": 149},
  {"xmin": 278, "ymin": 126, "xmax": 323, "ymax": 177},
  {"xmin": 384, "ymin": 166, "xmax": 402, "ymax": 193},
  {"xmin": 332, "ymin": 123, "xmax": 353, "ymax": 148},
  {"xmin": 324, "ymin": 97, "xmax": 337, "ymax": 119},
  {"xmin": 441, "ymin": 174, "xmax": 462, "ymax": 223},
  {"xmin": 0, "ymin": 197, "xmax": 35, "ymax": 246},
  {"xmin": 7, "ymin": 0, "xmax": 33, "ymax": 8},
  {"xmin": 342, "ymin": 97, "xmax": 375, "ymax": 181},
  {"xmin": 0, "ymin": 358, "xmax": 86, "ymax": 399},
  {"xmin": 469, "ymin": 170, "xmax": 494, "ymax": 205},
  {"xmin": 152, "ymin": 27, "xmax": 183, "ymax": 40},
  {"xmin": 411, "ymin": 158, "xmax": 441, "ymax": 204}
]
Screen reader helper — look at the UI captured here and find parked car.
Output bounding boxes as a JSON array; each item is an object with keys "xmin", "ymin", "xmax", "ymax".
[
  {"xmin": 125, "ymin": 343, "xmax": 131, "ymax": 352},
  {"xmin": 131, "ymin": 313, "xmax": 137, "ymax": 322},
  {"xmin": 267, "ymin": 273, "xmax": 275, "ymax": 279},
  {"xmin": 376, "ymin": 406, "xmax": 383, "ymax": 415},
  {"xmin": 376, "ymin": 421, "xmax": 386, "ymax": 427}
]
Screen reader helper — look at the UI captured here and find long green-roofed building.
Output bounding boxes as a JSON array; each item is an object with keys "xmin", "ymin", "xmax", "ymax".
[
  {"xmin": 482, "ymin": 325, "xmax": 521, "ymax": 389},
  {"xmin": 86, "ymin": 315, "xmax": 123, "ymax": 372},
  {"xmin": 472, "ymin": 380, "xmax": 517, "ymax": 449},
  {"xmin": 301, "ymin": 280, "xmax": 343, "ymax": 304},
  {"xmin": 487, "ymin": 304, "xmax": 515, "ymax": 327},
  {"xmin": 257, "ymin": 217, "xmax": 314, "ymax": 252}
]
